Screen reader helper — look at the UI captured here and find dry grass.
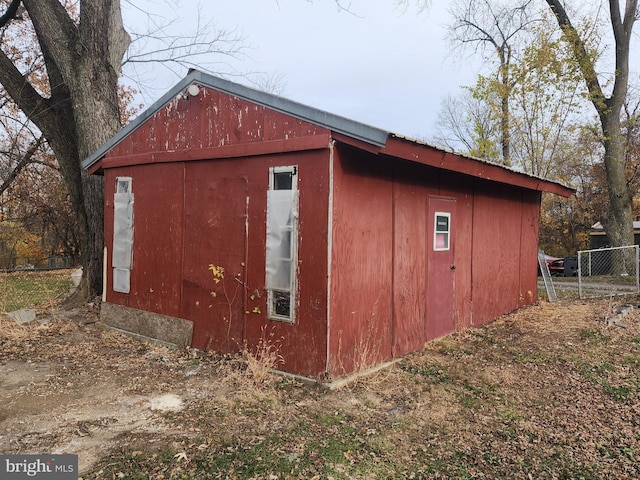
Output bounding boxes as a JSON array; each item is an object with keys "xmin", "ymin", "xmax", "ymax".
[
  {"xmin": 0, "ymin": 269, "xmax": 74, "ymax": 313},
  {"xmin": 2, "ymin": 296, "xmax": 640, "ymax": 479},
  {"xmin": 242, "ymin": 326, "xmax": 284, "ymax": 383},
  {"xmin": 0, "ymin": 312, "xmax": 48, "ymax": 342},
  {"xmin": 215, "ymin": 326, "xmax": 284, "ymax": 391}
]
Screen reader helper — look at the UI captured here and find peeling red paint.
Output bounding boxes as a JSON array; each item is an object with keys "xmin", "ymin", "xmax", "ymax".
[{"xmin": 95, "ymin": 82, "xmax": 571, "ymax": 380}]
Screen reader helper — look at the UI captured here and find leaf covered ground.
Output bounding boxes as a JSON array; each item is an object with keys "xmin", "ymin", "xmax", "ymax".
[{"xmin": 1, "ymin": 298, "xmax": 640, "ymax": 479}]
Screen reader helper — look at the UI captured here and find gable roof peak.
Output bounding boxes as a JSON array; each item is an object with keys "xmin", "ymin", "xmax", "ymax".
[{"xmin": 82, "ymin": 69, "xmax": 389, "ymax": 170}]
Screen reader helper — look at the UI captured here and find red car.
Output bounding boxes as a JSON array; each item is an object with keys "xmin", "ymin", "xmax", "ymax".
[
  {"xmin": 539, "ymin": 255, "xmax": 563, "ymax": 276},
  {"xmin": 547, "ymin": 258, "xmax": 565, "ymax": 276}
]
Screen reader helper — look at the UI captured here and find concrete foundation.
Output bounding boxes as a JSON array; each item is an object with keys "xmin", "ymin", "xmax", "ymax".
[{"xmin": 100, "ymin": 302, "xmax": 193, "ymax": 348}]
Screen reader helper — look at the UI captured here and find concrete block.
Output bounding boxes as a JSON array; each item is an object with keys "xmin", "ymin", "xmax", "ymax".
[
  {"xmin": 7, "ymin": 309, "xmax": 37, "ymax": 324},
  {"xmin": 100, "ymin": 302, "xmax": 193, "ymax": 348}
]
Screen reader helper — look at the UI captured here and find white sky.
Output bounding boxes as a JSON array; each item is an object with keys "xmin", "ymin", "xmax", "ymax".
[
  {"xmin": 122, "ymin": 0, "xmax": 483, "ymax": 140},
  {"xmin": 121, "ymin": 1, "xmax": 639, "ymax": 142}
]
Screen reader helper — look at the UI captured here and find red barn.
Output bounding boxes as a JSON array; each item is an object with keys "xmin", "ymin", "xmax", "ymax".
[{"xmin": 83, "ymin": 70, "xmax": 573, "ymax": 381}]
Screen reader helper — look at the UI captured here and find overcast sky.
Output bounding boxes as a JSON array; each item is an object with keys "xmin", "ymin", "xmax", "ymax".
[
  {"xmin": 121, "ymin": 1, "xmax": 640, "ymax": 143},
  {"xmin": 122, "ymin": 0, "xmax": 485, "ymax": 140}
]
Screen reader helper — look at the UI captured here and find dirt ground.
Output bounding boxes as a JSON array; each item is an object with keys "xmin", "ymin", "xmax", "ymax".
[
  {"xmin": 0, "ymin": 305, "xmax": 204, "ymax": 473},
  {"xmin": 1, "ymin": 298, "xmax": 640, "ymax": 479}
]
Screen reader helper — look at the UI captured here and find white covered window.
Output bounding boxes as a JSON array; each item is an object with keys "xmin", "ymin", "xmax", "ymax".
[
  {"xmin": 265, "ymin": 166, "xmax": 298, "ymax": 322},
  {"xmin": 113, "ymin": 177, "xmax": 134, "ymax": 293}
]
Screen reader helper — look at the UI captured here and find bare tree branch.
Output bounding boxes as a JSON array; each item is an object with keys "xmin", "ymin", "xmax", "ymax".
[
  {"xmin": 545, "ymin": 0, "xmax": 607, "ymax": 116},
  {"xmin": 0, "ymin": 134, "xmax": 43, "ymax": 195},
  {"xmin": 121, "ymin": 5, "xmax": 248, "ymax": 101},
  {"xmin": 446, "ymin": 0, "xmax": 540, "ymax": 165},
  {"xmin": 0, "ymin": 0, "xmax": 22, "ymax": 30}
]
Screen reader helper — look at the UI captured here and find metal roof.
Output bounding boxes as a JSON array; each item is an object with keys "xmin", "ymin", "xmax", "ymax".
[
  {"xmin": 81, "ymin": 70, "xmax": 574, "ymax": 196},
  {"xmin": 389, "ymin": 133, "xmax": 575, "ymax": 192},
  {"xmin": 591, "ymin": 221, "xmax": 640, "ymax": 232},
  {"xmin": 82, "ymin": 69, "xmax": 389, "ymax": 170}
]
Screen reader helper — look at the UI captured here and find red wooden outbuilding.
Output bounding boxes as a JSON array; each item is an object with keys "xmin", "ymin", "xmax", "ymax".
[{"xmin": 83, "ymin": 70, "xmax": 573, "ymax": 381}]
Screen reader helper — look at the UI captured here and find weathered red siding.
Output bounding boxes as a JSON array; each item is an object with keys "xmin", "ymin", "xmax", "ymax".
[
  {"xmin": 102, "ymin": 87, "xmax": 332, "ymax": 378},
  {"xmin": 242, "ymin": 150, "xmax": 331, "ymax": 378},
  {"xmin": 105, "ymin": 89, "xmax": 330, "ymax": 160},
  {"xmin": 127, "ymin": 163, "xmax": 184, "ymax": 316},
  {"xmin": 326, "ymin": 145, "xmax": 543, "ymax": 378},
  {"xmin": 105, "ymin": 151, "xmax": 330, "ymax": 378},
  {"xmin": 328, "ymin": 147, "xmax": 394, "ymax": 376},
  {"xmin": 180, "ymin": 159, "xmax": 249, "ymax": 352},
  {"xmin": 519, "ymin": 191, "xmax": 542, "ymax": 306},
  {"xmin": 470, "ymin": 183, "xmax": 540, "ymax": 326},
  {"xmin": 94, "ymin": 77, "xmax": 565, "ymax": 381},
  {"xmin": 391, "ymin": 163, "xmax": 428, "ymax": 357}
]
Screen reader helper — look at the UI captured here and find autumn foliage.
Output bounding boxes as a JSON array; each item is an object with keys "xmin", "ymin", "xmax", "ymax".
[{"xmin": 0, "ymin": 1, "xmax": 140, "ymax": 270}]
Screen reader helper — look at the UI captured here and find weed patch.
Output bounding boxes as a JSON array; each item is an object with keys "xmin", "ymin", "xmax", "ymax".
[
  {"xmin": 574, "ymin": 360, "xmax": 640, "ymax": 403},
  {"xmin": 578, "ymin": 327, "xmax": 611, "ymax": 345},
  {"xmin": 400, "ymin": 361, "xmax": 451, "ymax": 383}
]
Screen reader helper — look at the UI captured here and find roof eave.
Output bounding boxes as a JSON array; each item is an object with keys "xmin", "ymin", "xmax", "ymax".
[{"xmin": 382, "ymin": 135, "xmax": 575, "ymax": 197}]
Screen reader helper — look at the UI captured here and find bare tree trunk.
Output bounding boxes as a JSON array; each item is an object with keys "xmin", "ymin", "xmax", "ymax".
[
  {"xmin": 499, "ymin": 58, "xmax": 511, "ymax": 166},
  {"xmin": 601, "ymin": 114, "xmax": 634, "ymax": 247},
  {"xmin": 545, "ymin": 0, "xmax": 637, "ymax": 248},
  {"xmin": 0, "ymin": 0, "xmax": 130, "ymax": 298}
]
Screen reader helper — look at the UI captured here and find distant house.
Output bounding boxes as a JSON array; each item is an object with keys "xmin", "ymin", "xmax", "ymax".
[
  {"xmin": 590, "ymin": 221, "xmax": 640, "ymax": 249},
  {"xmin": 83, "ymin": 70, "xmax": 573, "ymax": 381}
]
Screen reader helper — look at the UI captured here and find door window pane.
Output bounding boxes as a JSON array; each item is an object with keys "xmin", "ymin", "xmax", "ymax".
[{"xmin": 434, "ymin": 212, "xmax": 451, "ymax": 251}]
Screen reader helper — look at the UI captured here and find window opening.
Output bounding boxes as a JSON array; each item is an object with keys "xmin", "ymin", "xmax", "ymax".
[
  {"xmin": 116, "ymin": 177, "xmax": 131, "ymax": 193},
  {"xmin": 266, "ymin": 166, "xmax": 298, "ymax": 322},
  {"xmin": 113, "ymin": 177, "xmax": 134, "ymax": 293},
  {"xmin": 434, "ymin": 212, "xmax": 450, "ymax": 251},
  {"xmin": 274, "ymin": 172, "xmax": 293, "ymax": 190}
]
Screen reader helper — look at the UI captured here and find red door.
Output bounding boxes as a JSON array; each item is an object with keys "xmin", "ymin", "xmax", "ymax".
[{"xmin": 427, "ymin": 197, "xmax": 456, "ymax": 340}]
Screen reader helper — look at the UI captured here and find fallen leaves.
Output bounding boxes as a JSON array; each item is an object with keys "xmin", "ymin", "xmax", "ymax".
[
  {"xmin": 173, "ymin": 451, "xmax": 188, "ymax": 462},
  {"xmin": 2, "ymin": 297, "xmax": 640, "ymax": 478}
]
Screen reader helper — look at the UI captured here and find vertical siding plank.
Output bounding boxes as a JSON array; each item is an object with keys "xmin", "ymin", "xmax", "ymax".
[
  {"xmin": 328, "ymin": 148, "xmax": 393, "ymax": 378},
  {"xmin": 471, "ymin": 183, "xmax": 524, "ymax": 325},
  {"xmin": 391, "ymin": 165, "xmax": 427, "ymax": 356},
  {"xmin": 519, "ymin": 191, "xmax": 542, "ymax": 305},
  {"xmin": 128, "ymin": 163, "xmax": 184, "ymax": 316},
  {"xmin": 181, "ymin": 160, "xmax": 248, "ymax": 352}
]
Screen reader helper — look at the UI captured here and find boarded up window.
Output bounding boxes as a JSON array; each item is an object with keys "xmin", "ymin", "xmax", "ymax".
[
  {"xmin": 266, "ymin": 166, "xmax": 298, "ymax": 321},
  {"xmin": 266, "ymin": 189, "xmax": 295, "ymax": 289},
  {"xmin": 113, "ymin": 177, "xmax": 134, "ymax": 293}
]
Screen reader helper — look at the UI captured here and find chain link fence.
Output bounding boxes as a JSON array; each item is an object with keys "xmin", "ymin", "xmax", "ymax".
[
  {"xmin": 0, "ymin": 268, "xmax": 80, "ymax": 313},
  {"xmin": 577, "ymin": 245, "xmax": 639, "ymax": 299}
]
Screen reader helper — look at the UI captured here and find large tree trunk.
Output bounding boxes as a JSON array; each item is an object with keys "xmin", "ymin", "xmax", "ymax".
[
  {"xmin": 82, "ymin": 173, "xmax": 105, "ymax": 296},
  {"xmin": 0, "ymin": 0, "xmax": 130, "ymax": 298},
  {"xmin": 545, "ymin": 0, "xmax": 637, "ymax": 248},
  {"xmin": 601, "ymin": 113, "xmax": 634, "ymax": 247}
]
